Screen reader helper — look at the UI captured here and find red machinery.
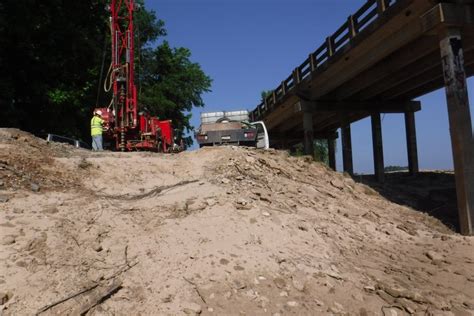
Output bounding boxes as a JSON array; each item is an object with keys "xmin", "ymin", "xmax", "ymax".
[{"xmin": 95, "ymin": 0, "xmax": 179, "ymax": 152}]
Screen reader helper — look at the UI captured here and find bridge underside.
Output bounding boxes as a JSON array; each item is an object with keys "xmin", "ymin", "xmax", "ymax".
[{"xmin": 252, "ymin": 0, "xmax": 474, "ymax": 234}]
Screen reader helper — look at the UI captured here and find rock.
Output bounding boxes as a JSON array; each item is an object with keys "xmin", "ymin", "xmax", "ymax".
[
  {"xmin": 352, "ymin": 292, "xmax": 364, "ymax": 302},
  {"xmin": 256, "ymin": 296, "xmax": 269, "ymax": 308},
  {"xmin": 328, "ymin": 302, "xmax": 345, "ymax": 314},
  {"xmin": 219, "ymin": 258, "xmax": 229, "ymax": 265},
  {"xmin": 0, "ymin": 194, "xmax": 9, "ymax": 203},
  {"xmin": 221, "ymin": 178, "xmax": 230, "ymax": 184},
  {"xmin": 30, "ymin": 183, "xmax": 40, "ymax": 192},
  {"xmin": 42, "ymin": 207, "xmax": 58, "ymax": 214},
  {"xmin": 279, "ymin": 291, "xmax": 288, "ymax": 297},
  {"xmin": 330, "ymin": 179, "xmax": 345, "ymax": 190},
  {"xmin": 2, "ymin": 235, "xmax": 15, "ymax": 245},
  {"xmin": 396, "ymin": 298, "xmax": 418, "ymax": 314},
  {"xmin": 291, "ymin": 272, "xmax": 306, "ymax": 292},
  {"xmin": 382, "ymin": 308, "xmax": 401, "ymax": 316},
  {"xmin": 183, "ymin": 302, "xmax": 202, "ymax": 315},
  {"xmin": 92, "ymin": 242, "xmax": 103, "ymax": 252},
  {"xmin": 364, "ymin": 285, "xmax": 376, "ymax": 292},
  {"xmin": 205, "ymin": 198, "xmax": 217, "ymax": 207},
  {"xmin": 384, "ymin": 284, "xmax": 406, "ymax": 298},
  {"xmin": 224, "ymin": 291, "xmax": 232, "ymax": 299},
  {"xmin": 273, "ymin": 277, "xmax": 286, "ymax": 289},
  {"xmin": 377, "ymin": 290, "xmax": 396, "ymax": 304},
  {"xmin": 262, "ymin": 211, "xmax": 271, "ymax": 217},
  {"xmin": 245, "ymin": 156, "xmax": 256, "ymax": 164},
  {"xmin": 236, "ymin": 198, "xmax": 248, "ymax": 205},
  {"xmin": 161, "ymin": 294, "xmax": 173, "ymax": 303},
  {"xmin": 0, "ymin": 180, "xmax": 4, "ymax": 187},
  {"xmin": 287, "ymin": 301, "xmax": 298, "ymax": 307},
  {"xmin": 207, "ymin": 307, "xmax": 214, "ymax": 312},
  {"xmin": 314, "ymin": 298, "xmax": 324, "ymax": 306},
  {"xmin": 232, "ymin": 279, "xmax": 246, "ymax": 290},
  {"xmin": 426, "ymin": 251, "xmax": 443, "ymax": 262}
]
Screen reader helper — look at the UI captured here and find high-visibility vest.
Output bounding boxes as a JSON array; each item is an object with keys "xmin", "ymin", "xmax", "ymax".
[{"xmin": 91, "ymin": 116, "xmax": 104, "ymax": 136}]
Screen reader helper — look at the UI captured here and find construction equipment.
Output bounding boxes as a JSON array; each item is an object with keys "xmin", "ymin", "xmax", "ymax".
[
  {"xmin": 94, "ymin": 0, "xmax": 181, "ymax": 152},
  {"xmin": 195, "ymin": 110, "xmax": 269, "ymax": 149}
]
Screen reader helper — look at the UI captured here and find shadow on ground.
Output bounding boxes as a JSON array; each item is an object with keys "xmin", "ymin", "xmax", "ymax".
[{"xmin": 353, "ymin": 171, "xmax": 459, "ymax": 233}]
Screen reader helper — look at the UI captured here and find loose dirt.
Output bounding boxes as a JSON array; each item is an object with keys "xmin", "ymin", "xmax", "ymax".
[{"xmin": 0, "ymin": 128, "xmax": 473, "ymax": 315}]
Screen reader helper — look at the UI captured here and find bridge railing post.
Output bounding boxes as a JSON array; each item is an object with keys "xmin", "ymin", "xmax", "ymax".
[
  {"xmin": 348, "ymin": 15, "xmax": 358, "ymax": 39},
  {"xmin": 376, "ymin": 0, "xmax": 388, "ymax": 16},
  {"xmin": 326, "ymin": 37, "xmax": 335, "ymax": 57}
]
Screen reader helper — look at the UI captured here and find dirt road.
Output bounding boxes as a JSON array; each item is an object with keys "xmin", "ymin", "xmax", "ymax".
[{"xmin": 0, "ymin": 129, "xmax": 473, "ymax": 315}]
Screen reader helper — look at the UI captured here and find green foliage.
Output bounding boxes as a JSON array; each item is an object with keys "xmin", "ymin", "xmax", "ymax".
[
  {"xmin": 260, "ymin": 90, "xmax": 273, "ymax": 103},
  {"xmin": 0, "ymin": 0, "xmax": 211, "ymax": 147},
  {"xmin": 384, "ymin": 165, "xmax": 408, "ymax": 172},
  {"xmin": 290, "ymin": 140, "xmax": 330, "ymax": 165},
  {"xmin": 313, "ymin": 139, "xmax": 329, "ymax": 164},
  {"xmin": 140, "ymin": 42, "xmax": 212, "ymax": 146},
  {"xmin": 0, "ymin": 0, "xmax": 108, "ymax": 139}
]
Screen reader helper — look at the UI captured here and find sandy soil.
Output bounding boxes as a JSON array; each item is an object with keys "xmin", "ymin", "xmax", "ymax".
[{"xmin": 0, "ymin": 128, "xmax": 473, "ymax": 316}]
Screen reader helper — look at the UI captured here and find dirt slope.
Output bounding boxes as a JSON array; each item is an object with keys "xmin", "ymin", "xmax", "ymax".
[{"xmin": 0, "ymin": 129, "xmax": 473, "ymax": 316}]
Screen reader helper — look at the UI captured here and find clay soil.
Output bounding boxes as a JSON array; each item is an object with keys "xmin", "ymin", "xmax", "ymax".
[{"xmin": 0, "ymin": 128, "xmax": 473, "ymax": 316}]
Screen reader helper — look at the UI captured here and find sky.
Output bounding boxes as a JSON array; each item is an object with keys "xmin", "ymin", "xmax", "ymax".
[{"xmin": 145, "ymin": 0, "xmax": 473, "ymax": 174}]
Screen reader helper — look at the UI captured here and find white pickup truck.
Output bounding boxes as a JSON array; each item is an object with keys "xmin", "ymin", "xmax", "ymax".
[{"xmin": 195, "ymin": 110, "xmax": 269, "ymax": 149}]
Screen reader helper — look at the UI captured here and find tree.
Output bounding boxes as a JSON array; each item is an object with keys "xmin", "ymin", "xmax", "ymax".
[
  {"xmin": 260, "ymin": 90, "xmax": 273, "ymax": 103},
  {"xmin": 0, "ymin": 0, "xmax": 109, "ymax": 139},
  {"xmin": 0, "ymin": 0, "xmax": 211, "ymax": 148},
  {"xmin": 139, "ymin": 42, "xmax": 212, "ymax": 146}
]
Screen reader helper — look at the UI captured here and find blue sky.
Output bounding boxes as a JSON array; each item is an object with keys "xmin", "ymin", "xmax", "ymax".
[{"xmin": 145, "ymin": 0, "xmax": 473, "ymax": 174}]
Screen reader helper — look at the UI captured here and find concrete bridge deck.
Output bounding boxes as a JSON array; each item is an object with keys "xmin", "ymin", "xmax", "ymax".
[{"xmin": 250, "ymin": 0, "xmax": 474, "ymax": 234}]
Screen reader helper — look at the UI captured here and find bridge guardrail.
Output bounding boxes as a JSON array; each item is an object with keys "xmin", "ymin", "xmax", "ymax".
[{"xmin": 251, "ymin": 0, "xmax": 395, "ymax": 122}]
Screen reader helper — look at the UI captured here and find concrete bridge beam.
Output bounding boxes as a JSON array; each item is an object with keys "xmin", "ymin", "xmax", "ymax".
[
  {"xmin": 371, "ymin": 113, "xmax": 385, "ymax": 182},
  {"xmin": 440, "ymin": 28, "xmax": 474, "ymax": 236}
]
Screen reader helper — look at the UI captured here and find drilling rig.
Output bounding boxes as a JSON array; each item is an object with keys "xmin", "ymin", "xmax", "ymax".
[{"xmin": 95, "ymin": 0, "xmax": 180, "ymax": 152}]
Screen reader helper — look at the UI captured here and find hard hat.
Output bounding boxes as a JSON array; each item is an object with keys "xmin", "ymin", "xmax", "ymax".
[{"xmin": 95, "ymin": 110, "xmax": 103, "ymax": 116}]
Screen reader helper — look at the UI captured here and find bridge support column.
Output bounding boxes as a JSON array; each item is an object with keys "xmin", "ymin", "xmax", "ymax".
[
  {"xmin": 341, "ymin": 120, "xmax": 353, "ymax": 175},
  {"xmin": 440, "ymin": 28, "xmax": 474, "ymax": 235},
  {"xmin": 303, "ymin": 112, "xmax": 314, "ymax": 156},
  {"xmin": 404, "ymin": 111, "xmax": 419, "ymax": 175},
  {"xmin": 371, "ymin": 113, "xmax": 385, "ymax": 182},
  {"xmin": 328, "ymin": 138, "xmax": 336, "ymax": 171}
]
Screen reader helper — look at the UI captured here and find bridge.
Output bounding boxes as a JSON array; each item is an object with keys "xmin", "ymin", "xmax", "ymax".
[{"xmin": 250, "ymin": 0, "xmax": 474, "ymax": 235}]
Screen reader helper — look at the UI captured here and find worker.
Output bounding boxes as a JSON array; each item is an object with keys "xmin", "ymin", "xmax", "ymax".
[{"xmin": 91, "ymin": 110, "xmax": 105, "ymax": 151}]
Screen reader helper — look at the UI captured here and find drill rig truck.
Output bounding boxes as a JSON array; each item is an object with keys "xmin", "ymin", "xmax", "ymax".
[{"xmin": 94, "ymin": 0, "xmax": 180, "ymax": 152}]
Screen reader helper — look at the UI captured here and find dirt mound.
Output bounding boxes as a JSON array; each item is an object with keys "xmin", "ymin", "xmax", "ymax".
[
  {"xmin": 0, "ymin": 129, "xmax": 473, "ymax": 315},
  {"xmin": 0, "ymin": 129, "xmax": 87, "ymax": 192}
]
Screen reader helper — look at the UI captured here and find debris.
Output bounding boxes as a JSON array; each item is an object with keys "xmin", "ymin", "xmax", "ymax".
[{"xmin": 73, "ymin": 280, "xmax": 122, "ymax": 316}]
